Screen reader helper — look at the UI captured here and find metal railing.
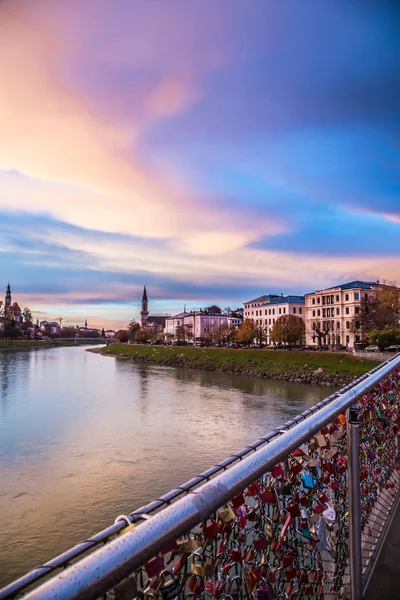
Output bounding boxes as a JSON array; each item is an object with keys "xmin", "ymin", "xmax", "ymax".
[{"xmin": 1, "ymin": 354, "xmax": 400, "ymax": 600}]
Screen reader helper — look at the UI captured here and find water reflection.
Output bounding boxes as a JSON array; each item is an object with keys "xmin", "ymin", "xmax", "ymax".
[{"xmin": 0, "ymin": 347, "xmax": 336, "ymax": 587}]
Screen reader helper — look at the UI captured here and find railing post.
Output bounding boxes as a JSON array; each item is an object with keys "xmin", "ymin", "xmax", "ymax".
[{"xmin": 347, "ymin": 404, "xmax": 363, "ymax": 600}]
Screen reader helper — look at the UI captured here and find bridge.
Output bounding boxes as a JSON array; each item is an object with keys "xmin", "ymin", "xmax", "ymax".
[{"xmin": 1, "ymin": 354, "xmax": 399, "ymax": 600}]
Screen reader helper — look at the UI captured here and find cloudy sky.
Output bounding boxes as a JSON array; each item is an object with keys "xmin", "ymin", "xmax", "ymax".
[{"xmin": 1, "ymin": 0, "xmax": 399, "ymax": 328}]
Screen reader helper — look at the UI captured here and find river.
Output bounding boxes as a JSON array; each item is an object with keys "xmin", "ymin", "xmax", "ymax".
[{"xmin": 0, "ymin": 345, "xmax": 336, "ymax": 588}]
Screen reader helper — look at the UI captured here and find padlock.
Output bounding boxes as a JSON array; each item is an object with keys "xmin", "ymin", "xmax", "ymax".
[
  {"xmin": 247, "ymin": 481, "xmax": 261, "ymax": 496},
  {"xmin": 177, "ymin": 537, "xmax": 193, "ymax": 554},
  {"xmin": 257, "ymin": 583, "xmax": 273, "ymax": 600},
  {"xmin": 203, "ymin": 520, "xmax": 219, "ymax": 540},
  {"xmin": 253, "ymin": 532, "xmax": 268, "ymax": 551},
  {"xmin": 231, "ymin": 493, "xmax": 245, "ymax": 509},
  {"xmin": 160, "ymin": 570, "xmax": 182, "ymax": 600},
  {"xmin": 188, "ymin": 575, "xmax": 202, "ymax": 596},
  {"xmin": 259, "ymin": 489, "xmax": 277, "ymax": 504},
  {"xmin": 144, "ymin": 555, "xmax": 165, "ymax": 578},
  {"xmin": 191, "ymin": 555, "xmax": 205, "ymax": 577},
  {"xmin": 217, "ymin": 507, "xmax": 236, "ymax": 523}
]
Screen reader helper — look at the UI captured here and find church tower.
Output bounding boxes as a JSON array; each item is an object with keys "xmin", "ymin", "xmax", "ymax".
[
  {"xmin": 140, "ymin": 286, "xmax": 149, "ymax": 328},
  {"xmin": 4, "ymin": 283, "xmax": 11, "ymax": 318}
]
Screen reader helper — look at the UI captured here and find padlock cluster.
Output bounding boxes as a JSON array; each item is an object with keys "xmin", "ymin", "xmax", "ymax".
[{"xmin": 105, "ymin": 367, "xmax": 400, "ymax": 600}]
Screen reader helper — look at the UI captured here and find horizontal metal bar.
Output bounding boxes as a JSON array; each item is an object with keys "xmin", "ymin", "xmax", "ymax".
[{"xmin": 22, "ymin": 355, "xmax": 400, "ymax": 600}]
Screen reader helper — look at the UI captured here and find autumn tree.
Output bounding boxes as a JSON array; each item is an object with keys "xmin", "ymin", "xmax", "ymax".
[
  {"xmin": 254, "ymin": 325, "xmax": 267, "ymax": 345},
  {"xmin": 175, "ymin": 325, "xmax": 186, "ymax": 342},
  {"xmin": 127, "ymin": 320, "xmax": 141, "ymax": 340},
  {"xmin": 270, "ymin": 315, "xmax": 305, "ymax": 348},
  {"xmin": 356, "ymin": 284, "xmax": 400, "ymax": 335},
  {"xmin": 114, "ymin": 329, "xmax": 130, "ymax": 343},
  {"xmin": 213, "ymin": 323, "xmax": 231, "ymax": 346},
  {"xmin": 237, "ymin": 319, "xmax": 256, "ymax": 344},
  {"xmin": 205, "ymin": 305, "xmax": 221, "ymax": 314}
]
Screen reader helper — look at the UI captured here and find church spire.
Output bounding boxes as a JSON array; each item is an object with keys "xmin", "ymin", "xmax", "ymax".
[{"xmin": 140, "ymin": 285, "xmax": 149, "ymax": 328}]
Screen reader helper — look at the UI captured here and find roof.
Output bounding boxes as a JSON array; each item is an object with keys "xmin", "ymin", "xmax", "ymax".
[
  {"xmin": 166, "ymin": 312, "xmax": 192, "ymax": 320},
  {"xmin": 305, "ymin": 281, "xmax": 379, "ymax": 295},
  {"xmin": 244, "ymin": 294, "xmax": 280, "ymax": 304},
  {"xmin": 11, "ymin": 302, "xmax": 21, "ymax": 310},
  {"xmin": 262, "ymin": 295, "xmax": 305, "ymax": 306},
  {"xmin": 148, "ymin": 316, "xmax": 166, "ymax": 326},
  {"xmin": 142, "ymin": 285, "xmax": 148, "ymax": 302}
]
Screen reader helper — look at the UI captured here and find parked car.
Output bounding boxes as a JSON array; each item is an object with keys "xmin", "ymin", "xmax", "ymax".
[
  {"xmin": 384, "ymin": 345, "xmax": 400, "ymax": 353},
  {"xmin": 364, "ymin": 345, "xmax": 380, "ymax": 352},
  {"xmin": 299, "ymin": 345, "xmax": 317, "ymax": 351}
]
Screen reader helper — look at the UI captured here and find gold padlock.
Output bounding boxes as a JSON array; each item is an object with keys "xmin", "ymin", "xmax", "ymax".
[
  {"xmin": 203, "ymin": 556, "xmax": 214, "ymax": 577},
  {"xmin": 191, "ymin": 555, "xmax": 205, "ymax": 577},
  {"xmin": 177, "ymin": 538, "xmax": 193, "ymax": 554},
  {"xmin": 217, "ymin": 507, "xmax": 236, "ymax": 523}
]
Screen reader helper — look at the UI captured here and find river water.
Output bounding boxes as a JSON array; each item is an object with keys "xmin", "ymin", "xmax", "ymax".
[{"xmin": 0, "ymin": 346, "xmax": 335, "ymax": 587}]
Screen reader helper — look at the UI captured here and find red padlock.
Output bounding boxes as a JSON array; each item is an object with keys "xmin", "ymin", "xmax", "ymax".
[
  {"xmin": 144, "ymin": 555, "xmax": 165, "ymax": 578},
  {"xmin": 247, "ymin": 481, "xmax": 261, "ymax": 496},
  {"xmin": 203, "ymin": 521, "xmax": 219, "ymax": 540},
  {"xmin": 232, "ymin": 493, "xmax": 245, "ymax": 509},
  {"xmin": 259, "ymin": 489, "xmax": 277, "ymax": 504}
]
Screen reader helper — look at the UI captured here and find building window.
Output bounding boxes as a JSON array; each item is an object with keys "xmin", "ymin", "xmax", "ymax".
[
  {"xmin": 273, "ymin": 319, "xmax": 275, "ymax": 324},
  {"xmin": 293, "ymin": 307, "xmax": 296, "ymax": 314},
  {"xmin": 355, "ymin": 335, "xmax": 360, "ymax": 342},
  {"xmin": 336, "ymin": 308, "xmax": 339, "ymax": 315},
  {"xmin": 256, "ymin": 310, "xmax": 258, "ymax": 316},
  {"xmin": 346, "ymin": 321, "xmax": 350, "ymax": 329},
  {"xmin": 354, "ymin": 293, "xmax": 359, "ymax": 300},
  {"xmin": 312, "ymin": 310, "xmax": 315, "ymax": 317},
  {"xmin": 283, "ymin": 308, "xmax": 286, "ymax": 314},
  {"xmin": 336, "ymin": 295, "xmax": 339, "ymax": 302},
  {"xmin": 269, "ymin": 319, "xmax": 271, "ymax": 324},
  {"xmin": 252, "ymin": 311, "xmax": 253, "ymax": 315},
  {"xmin": 346, "ymin": 335, "xmax": 350, "ymax": 343},
  {"xmin": 317, "ymin": 297, "xmax": 320, "ymax": 304},
  {"xmin": 312, "ymin": 298, "xmax": 315, "ymax": 305},
  {"xmin": 299, "ymin": 308, "xmax": 302, "ymax": 314},
  {"xmin": 355, "ymin": 321, "xmax": 360, "ymax": 329},
  {"xmin": 355, "ymin": 306, "xmax": 360, "ymax": 314},
  {"xmin": 322, "ymin": 309, "xmax": 326, "ymax": 318},
  {"xmin": 345, "ymin": 294, "xmax": 349, "ymax": 301},
  {"xmin": 337, "ymin": 321, "xmax": 340, "ymax": 329},
  {"xmin": 345, "ymin": 307, "xmax": 349, "ymax": 315},
  {"xmin": 317, "ymin": 310, "xmax": 320, "ymax": 316},
  {"xmin": 265, "ymin": 310, "xmax": 267, "ymax": 315},
  {"xmin": 269, "ymin": 309, "xmax": 271, "ymax": 315},
  {"xmin": 331, "ymin": 295, "xmax": 334, "ymax": 303},
  {"xmin": 279, "ymin": 308, "xmax": 281, "ymax": 314},
  {"xmin": 273, "ymin": 309, "xmax": 275, "ymax": 315}
]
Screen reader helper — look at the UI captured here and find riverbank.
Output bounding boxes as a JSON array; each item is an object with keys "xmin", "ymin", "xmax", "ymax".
[
  {"xmin": 0, "ymin": 340, "xmax": 104, "ymax": 350},
  {"xmin": 100, "ymin": 344, "xmax": 380, "ymax": 386}
]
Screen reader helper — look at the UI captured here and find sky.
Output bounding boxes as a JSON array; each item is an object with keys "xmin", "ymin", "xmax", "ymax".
[{"xmin": 0, "ymin": 0, "xmax": 399, "ymax": 328}]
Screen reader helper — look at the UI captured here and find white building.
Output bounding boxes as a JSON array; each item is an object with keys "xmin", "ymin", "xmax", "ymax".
[
  {"xmin": 165, "ymin": 311, "xmax": 242, "ymax": 342},
  {"xmin": 243, "ymin": 295, "xmax": 305, "ymax": 345},
  {"xmin": 304, "ymin": 280, "xmax": 379, "ymax": 348}
]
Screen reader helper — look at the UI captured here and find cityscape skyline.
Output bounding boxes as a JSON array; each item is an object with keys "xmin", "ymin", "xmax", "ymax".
[{"xmin": 1, "ymin": 1, "xmax": 399, "ymax": 328}]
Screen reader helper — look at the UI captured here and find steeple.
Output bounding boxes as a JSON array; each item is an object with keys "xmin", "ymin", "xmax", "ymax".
[
  {"xmin": 5, "ymin": 282, "xmax": 11, "ymax": 318},
  {"xmin": 140, "ymin": 285, "xmax": 149, "ymax": 328}
]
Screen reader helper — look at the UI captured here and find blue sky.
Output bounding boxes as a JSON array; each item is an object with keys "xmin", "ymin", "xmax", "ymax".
[{"xmin": 0, "ymin": 0, "xmax": 399, "ymax": 327}]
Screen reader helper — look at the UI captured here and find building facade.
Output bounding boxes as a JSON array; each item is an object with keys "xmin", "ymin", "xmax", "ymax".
[
  {"xmin": 165, "ymin": 311, "xmax": 242, "ymax": 342},
  {"xmin": 139, "ymin": 286, "xmax": 167, "ymax": 336},
  {"xmin": 304, "ymin": 280, "xmax": 379, "ymax": 348},
  {"xmin": 3, "ymin": 284, "xmax": 22, "ymax": 323},
  {"xmin": 243, "ymin": 294, "xmax": 305, "ymax": 345}
]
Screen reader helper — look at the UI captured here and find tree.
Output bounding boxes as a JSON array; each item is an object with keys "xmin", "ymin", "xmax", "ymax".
[
  {"xmin": 254, "ymin": 325, "xmax": 267, "ymax": 345},
  {"xmin": 127, "ymin": 320, "xmax": 141, "ymax": 340},
  {"xmin": 114, "ymin": 329, "xmax": 130, "ymax": 343},
  {"xmin": 237, "ymin": 319, "xmax": 256, "ymax": 344},
  {"xmin": 271, "ymin": 315, "xmax": 305, "ymax": 348},
  {"xmin": 22, "ymin": 307, "xmax": 33, "ymax": 323},
  {"xmin": 311, "ymin": 322, "xmax": 330, "ymax": 348},
  {"xmin": 230, "ymin": 308, "xmax": 244, "ymax": 319},
  {"xmin": 205, "ymin": 305, "xmax": 221, "ymax": 314},
  {"xmin": 213, "ymin": 323, "xmax": 231, "ymax": 346},
  {"xmin": 175, "ymin": 325, "xmax": 186, "ymax": 342}
]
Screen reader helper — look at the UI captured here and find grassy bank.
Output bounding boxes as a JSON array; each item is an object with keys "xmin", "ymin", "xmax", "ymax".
[
  {"xmin": 0, "ymin": 340, "xmax": 104, "ymax": 350},
  {"xmin": 101, "ymin": 344, "xmax": 380, "ymax": 386}
]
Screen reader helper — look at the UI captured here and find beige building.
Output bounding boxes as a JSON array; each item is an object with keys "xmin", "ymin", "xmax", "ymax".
[
  {"xmin": 165, "ymin": 311, "xmax": 242, "ymax": 342},
  {"xmin": 243, "ymin": 295, "xmax": 305, "ymax": 345},
  {"xmin": 304, "ymin": 280, "xmax": 379, "ymax": 348}
]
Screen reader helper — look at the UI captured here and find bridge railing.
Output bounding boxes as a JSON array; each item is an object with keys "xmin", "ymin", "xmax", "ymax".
[{"xmin": 1, "ymin": 355, "xmax": 400, "ymax": 600}]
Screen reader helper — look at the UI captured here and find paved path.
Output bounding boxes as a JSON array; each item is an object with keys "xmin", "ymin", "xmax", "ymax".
[{"xmin": 364, "ymin": 501, "xmax": 400, "ymax": 599}]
